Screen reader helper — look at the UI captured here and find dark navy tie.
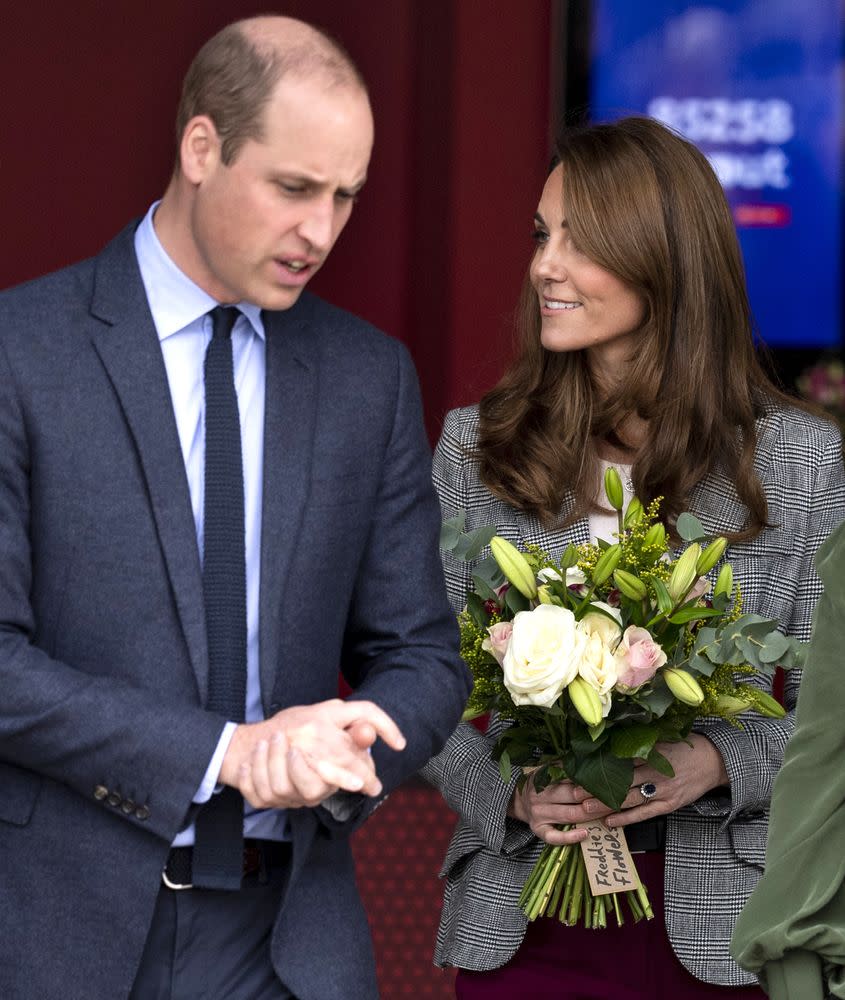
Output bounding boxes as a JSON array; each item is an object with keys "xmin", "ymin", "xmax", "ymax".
[{"xmin": 192, "ymin": 305, "xmax": 248, "ymax": 890}]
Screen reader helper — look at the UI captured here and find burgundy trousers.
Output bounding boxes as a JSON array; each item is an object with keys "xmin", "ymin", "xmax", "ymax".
[{"xmin": 454, "ymin": 852, "xmax": 765, "ymax": 1000}]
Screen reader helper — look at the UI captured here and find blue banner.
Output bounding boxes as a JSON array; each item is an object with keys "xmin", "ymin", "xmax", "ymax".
[{"xmin": 591, "ymin": 0, "xmax": 842, "ymax": 348}]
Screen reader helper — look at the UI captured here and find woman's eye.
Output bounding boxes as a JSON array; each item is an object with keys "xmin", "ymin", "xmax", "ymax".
[{"xmin": 531, "ymin": 229, "xmax": 548, "ymax": 245}]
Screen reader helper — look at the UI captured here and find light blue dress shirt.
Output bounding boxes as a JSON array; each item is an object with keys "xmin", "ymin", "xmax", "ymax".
[{"xmin": 134, "ymin": 202, "xmax": 286, "ymax": 844}]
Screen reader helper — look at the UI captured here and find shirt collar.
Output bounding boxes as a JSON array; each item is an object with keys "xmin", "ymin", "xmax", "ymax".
[{"xmin": 134, "ymin": 201, "xmax": 265, "ymax": 342}]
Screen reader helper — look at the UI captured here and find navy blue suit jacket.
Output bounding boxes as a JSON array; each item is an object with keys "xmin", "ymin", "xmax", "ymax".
[{"xmin": 0, "ymin": 224, "xmax": 469, "ymax": 999}]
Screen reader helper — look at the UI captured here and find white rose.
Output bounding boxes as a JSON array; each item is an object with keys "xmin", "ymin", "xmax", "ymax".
[
  {"xmin": 502, "ymin": 604, "xmax": 586, "ymax": 708},
  {"xmin": 575, "ymin": 630, "xmax": 619, "ymax": 697},
  {"xmin": 575, "ymin": 607, "xmax": 621, "ymax": 704},
  {"xmin": 579, "ymin": 604, "xmax": 622, "ymax": 647}
]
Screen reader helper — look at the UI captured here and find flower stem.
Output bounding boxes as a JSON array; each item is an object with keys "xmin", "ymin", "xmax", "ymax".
[
  {"xmin": 566, "ymin": 857, "xmax": 585, "ymax": 926},
  {"xmin": 612, "ymin": 891, "xmax": 624, "ymax": 927}
]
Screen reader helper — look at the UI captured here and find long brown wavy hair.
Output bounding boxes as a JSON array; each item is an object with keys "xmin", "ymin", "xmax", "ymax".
[{"xmin": 477, "ymin": 116, "xmax": 798, "ymax": 541}]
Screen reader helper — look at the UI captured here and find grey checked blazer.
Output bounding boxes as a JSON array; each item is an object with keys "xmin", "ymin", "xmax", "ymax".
[{"xmin": 422, "ymin": 403, "xmax": 845, "ymax": 986}]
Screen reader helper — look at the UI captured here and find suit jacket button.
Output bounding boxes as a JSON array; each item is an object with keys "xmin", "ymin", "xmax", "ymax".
[
  {"xmin": 134, "ymin": 805, "xmax": 151, "ymax": 821},
  {"xmin": 94, "ymin": 785, "xmax": 109, "ymax": 801},
  {"xmin": 121, "ymin": 799, "xmax": 136, "ymax": 815},
  {"xmin": 107, "ymin": 792, "xmax": 121, "ymax": 808}
]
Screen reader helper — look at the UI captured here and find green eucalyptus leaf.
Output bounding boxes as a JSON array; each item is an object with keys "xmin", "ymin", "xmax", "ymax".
[
  {"xmin": 473, "ymin": 554, "xmax": 506, "ymax": 589},
  {"xmin": 684, "ymin": 650, "xmax": 718, "ymax": 677},
  {"xmin": 677, "ymin": 512, "xmax": 707, "ymax": 542},
  {"xmin": 440, "ymin": 512, "xmax": 467, "ymax": 550},
  {"xmin": 758, "ymin": 631, "xmax": 791, "ymax": 664},
  {"xmin": 778, "ymin": 641, "xmax": 806, "ymax": 671},
  {"xmin": 463, "ymin": 525, "xmax": 498, "ymax": 561},
  {"xmin": 694, "ymin": 626, "xmax": 719, "ymax": 650},
  {"xmin": 734, "ymin": 635, "xmax": 764, "ymax": 668},
  {"xmin": 732, "ymin": 614, "xmax": 780, "ymax": 639}
]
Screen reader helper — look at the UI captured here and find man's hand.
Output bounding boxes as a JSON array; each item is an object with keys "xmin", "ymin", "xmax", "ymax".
[{"xmin": 219, "ymin": 699, "xmax": 405, "ymax": 809}]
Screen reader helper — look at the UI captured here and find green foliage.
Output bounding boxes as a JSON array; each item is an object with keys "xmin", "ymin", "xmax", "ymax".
[{"xmin": 445, "ymin": 503, "xmax": 802, "ymax": 811}]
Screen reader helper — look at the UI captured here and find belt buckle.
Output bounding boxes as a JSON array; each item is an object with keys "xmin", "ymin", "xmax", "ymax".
[
  {"xmin": 162, "ymin": 852, "xmax": 193, "ymax": 891},
  {"xmin": 161, "ymin": 869, "xmax": 193, "ymax": 890}
]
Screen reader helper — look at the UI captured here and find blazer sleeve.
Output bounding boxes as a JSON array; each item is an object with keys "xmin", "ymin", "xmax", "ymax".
[
  {"xmin": 731, "ymin": 521, "xmax": 845, "ymax": 1000},
  {"xmin": 420, "ymin": 409, "xmax": 535, "ymax": 858},
  {"xmin": 326, "ymin": 348, "xmax": 471, "ymax": 830},
  {"xmin": 692, "ymin": 423, "xmax": 845, "ymax": 823},
  {"xmin": 0, "ymin": 334, "xmax": 226, "ymax": 844}
]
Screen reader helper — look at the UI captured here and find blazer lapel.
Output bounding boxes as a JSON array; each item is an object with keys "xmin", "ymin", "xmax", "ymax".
[
  {"xmin": 258, "ymin": 300, "xmax": 319, "ymax": 709},
  {"xmin": 88, "ymin": 225, "xmax": 209, "ymax": 700}
]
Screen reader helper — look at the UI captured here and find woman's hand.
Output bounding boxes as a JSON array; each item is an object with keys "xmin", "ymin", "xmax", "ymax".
[
  {"xmin": 598, "ymin": 734, "xmax": 729, "ymax": 829},
  {"xmin": 512, "ymin": 735, "xmax": 729, "ymax": 843},
  {"xmin": 508, "ymin": 777, "xmax": 613, "ymax": 846}
]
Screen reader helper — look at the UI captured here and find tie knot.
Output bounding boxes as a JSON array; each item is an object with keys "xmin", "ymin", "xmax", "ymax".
[{"xmin": 210, "ymin": 305, "xmax": 239, "ymax": 340}]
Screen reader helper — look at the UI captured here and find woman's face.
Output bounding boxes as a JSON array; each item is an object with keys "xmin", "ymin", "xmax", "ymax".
[{"xmin": 529, "ymin": 165, "xmax": 645, "ymax": 381}]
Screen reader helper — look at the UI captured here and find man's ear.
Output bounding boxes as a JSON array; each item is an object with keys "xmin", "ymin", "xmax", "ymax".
[{"xmin": 179, "ymin": 115, "xmax": 221, "ymax": 183}]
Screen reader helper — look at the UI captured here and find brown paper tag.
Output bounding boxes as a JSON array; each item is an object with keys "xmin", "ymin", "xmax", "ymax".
[{"xmin": 577, "ymin": 821, "xmax": 641, "ymax": 896}]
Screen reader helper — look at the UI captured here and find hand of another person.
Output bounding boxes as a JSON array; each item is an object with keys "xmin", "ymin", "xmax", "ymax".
[
  {"xmin": 219, "ymin": 698, "xmax": 406, "ymax": 809},
  {"xmin": 508, "ymin": 777, "xmax": 613, "ymax": 846},
  {"xmin": 598, "ymin": 734, "xmax": 729, "ymax": 828}
]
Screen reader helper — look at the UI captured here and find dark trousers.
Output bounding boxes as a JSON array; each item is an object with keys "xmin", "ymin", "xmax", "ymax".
[
  {"xmin": 130, "ymin": 859, "xmax": 294, "ymax": 1000},
  {"xmin": 455, "ymin": 851, "xmax": 766, "ymax": 1000}
]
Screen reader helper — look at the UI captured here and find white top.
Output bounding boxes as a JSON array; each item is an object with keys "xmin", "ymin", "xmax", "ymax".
[{"xmin": 589, "ymin": 462, "xmax": 634, "ymax": 543}]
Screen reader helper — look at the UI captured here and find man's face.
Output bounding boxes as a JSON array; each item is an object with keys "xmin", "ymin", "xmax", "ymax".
[{"xmin": 185, "ymin": 75, "xmax": 374, "ymax": 309}]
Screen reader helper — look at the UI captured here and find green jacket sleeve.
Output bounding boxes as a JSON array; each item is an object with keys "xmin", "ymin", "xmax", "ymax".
[{"xmin": 731, "ymin": 519, "xmax": 845, "ymax": 999}]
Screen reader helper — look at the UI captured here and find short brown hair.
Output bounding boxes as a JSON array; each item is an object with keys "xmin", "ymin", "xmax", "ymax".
[{"xmin": 174, "ymin": 19, "xmax": 365, "ymax": 166}]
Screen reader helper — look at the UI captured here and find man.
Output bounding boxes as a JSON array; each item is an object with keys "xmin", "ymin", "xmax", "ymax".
[{"xmin": 0, "ymin": 16, "xmax": 468, "ymax": 1000}]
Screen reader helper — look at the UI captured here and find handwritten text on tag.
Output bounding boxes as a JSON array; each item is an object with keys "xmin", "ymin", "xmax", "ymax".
[{"xmin": 577, "ymin": 821, "xmax": 641, "ymax": 897}]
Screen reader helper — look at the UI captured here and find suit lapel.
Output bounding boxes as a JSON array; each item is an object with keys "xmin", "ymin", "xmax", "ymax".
[
  {"xmin": 258, "ymin": 300, "xmax": 319, "ymax": 709},
  {"xmin": 88, "ymin": 225, "xmax": 209, "ymax": 700}
]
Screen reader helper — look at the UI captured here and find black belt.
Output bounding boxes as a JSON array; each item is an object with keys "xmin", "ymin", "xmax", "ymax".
[
  {"xmin": 625, "ymin": 817, "xmax": 666, "ymax": 853},
  {"xmin": 162, "ymin": 839, "xmax": 290, "ymax": 890}
]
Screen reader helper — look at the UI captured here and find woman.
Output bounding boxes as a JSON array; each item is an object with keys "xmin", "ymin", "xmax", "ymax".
[
  {"xmin": 422, "ymin": 116, "xmax": 845, "ymax": 998},
  {"xmin": 731, "ymin": 519, "xmax": 845, "ymax": 999}
]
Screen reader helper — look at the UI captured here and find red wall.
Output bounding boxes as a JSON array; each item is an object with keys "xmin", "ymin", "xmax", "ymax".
[{"xmin": 2, "ymin": 0, "xmax": 552, "ymax": 431}]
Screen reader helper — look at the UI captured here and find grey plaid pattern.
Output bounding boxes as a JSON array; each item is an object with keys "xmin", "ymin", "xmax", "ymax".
[{"xmin": 422, "ymin": 403, "xmax": 845, "ymax": 985}]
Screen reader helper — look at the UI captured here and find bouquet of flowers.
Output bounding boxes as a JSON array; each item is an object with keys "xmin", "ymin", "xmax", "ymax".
[{"xmin": 441, "ymin": 470, "xmax": 803, "ymax": 930}]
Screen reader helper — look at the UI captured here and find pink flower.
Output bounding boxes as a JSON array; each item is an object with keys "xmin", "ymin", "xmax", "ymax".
[
  {"xmin": 614, "ymin": 626, "xmax": 667, "ymax": 691},
  {"xmin": 482, "ymin": 621, "xmax": 514, "ymax": 666}
]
